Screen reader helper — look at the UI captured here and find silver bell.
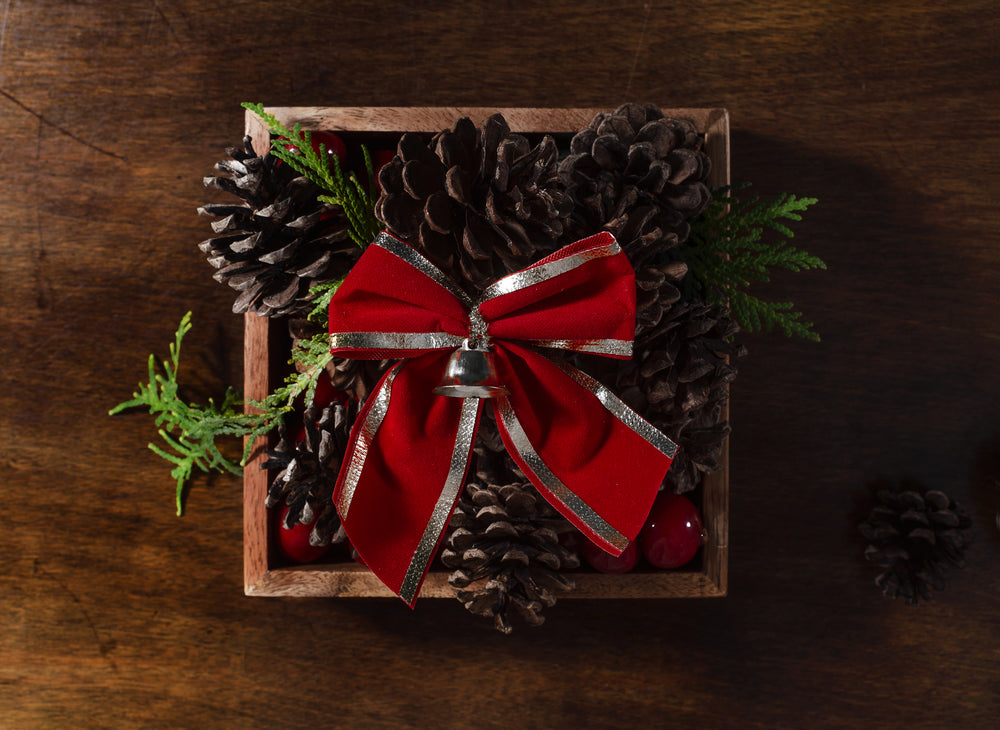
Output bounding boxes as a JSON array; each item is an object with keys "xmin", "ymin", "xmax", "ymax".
[{"xmin": 433, "ymin": 340, "xmax": 509, "ymax": 398}]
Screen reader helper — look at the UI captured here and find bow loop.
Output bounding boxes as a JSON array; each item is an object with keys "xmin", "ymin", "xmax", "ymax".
[
  {"xmin": 328, "ymin": 233, "xmax": 470, "ymax": 359},
  {"xmin": 477, "ymin": 234, "xmax": 637, "ymax": 356}
]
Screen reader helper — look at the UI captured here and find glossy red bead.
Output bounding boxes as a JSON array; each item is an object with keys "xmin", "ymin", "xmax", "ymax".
[
  {"xmin": 640, "ymin": 492, "xmax": 705, "ymax": 569},
  {"xmin": 580, "ymin": 537, "xmax": 639, "ymax": 573}
]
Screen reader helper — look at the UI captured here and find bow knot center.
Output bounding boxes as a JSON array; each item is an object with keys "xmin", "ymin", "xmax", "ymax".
[
  {"xmin": 467, "ymin": 307, "xmax": 489, "ymax": 349},
  {"xmin": 433, "ymin": 305, "xmax": 508, "ymax": 400}
]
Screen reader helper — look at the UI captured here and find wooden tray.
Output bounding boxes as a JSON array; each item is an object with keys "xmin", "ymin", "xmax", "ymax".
[{"xmin": 243, "ymin": 106, "xmax": 730, "ymax": 599}]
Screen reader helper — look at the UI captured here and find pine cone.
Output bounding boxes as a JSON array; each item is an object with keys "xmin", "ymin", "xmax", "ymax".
[
  {"xmin": 441, "ymin": 480, "xmax": 580, "ymax": 634},
  {"xmin": 859, "ymin": 481, "xmax": 972, "ymax": 605},
  {"xmin": 586, "ymin": 300, "xmax": 744, "ymax": 494},
  {"xmin": 559, "ymin": 104, "xmax": 712, "ymax": 331},
  {"xmin": 375, "ymin": 114, "xmax": 573, "ymax": 294},
  {"xmin": 198, "ymin": 137, "xmax": 359, "ymax": 318},
  {"xmin": 263, "ymin": 398, "xmax": 354, "ymax": 547}
]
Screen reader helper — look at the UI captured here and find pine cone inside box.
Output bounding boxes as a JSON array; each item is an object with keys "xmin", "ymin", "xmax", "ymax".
[
  {"xmin": 441, "ymin": 480, "xmax": 580, "ymax": 634},
  {"xmin": 199, "ymin": 137, "xmax": 360, "ymax": 318},
  {"xmin": 375, "ymin": 113, "xmax": 573, "ymax": 294},
  {"xmin": 241, "ymin": 106, "xmax": 734, "ymax": 631}
]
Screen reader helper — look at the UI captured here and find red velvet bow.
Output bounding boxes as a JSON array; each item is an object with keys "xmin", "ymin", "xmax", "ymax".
[{"xmin": 329, "ymin": 230, "xmax": 678, "ymax": 605}]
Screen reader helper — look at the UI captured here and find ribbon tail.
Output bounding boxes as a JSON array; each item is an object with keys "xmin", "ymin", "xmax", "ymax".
[
  {"xmin": 492, "ymin": 343, "xmax": 678, "ymax": 555},
  {"xmin": 333, "ymin": 353, "xmax": 482, "ymax": 606}
]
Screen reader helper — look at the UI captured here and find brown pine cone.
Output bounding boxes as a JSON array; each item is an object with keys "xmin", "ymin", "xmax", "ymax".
[
  {"xmin": 859, "ymin": 481, "xmax": 972, "ymax": 605},
  {"xmin": 198, "ymin": 137, "xmax": 359, "ymax": 318},
  {"xmin": 375, "ymin": 114, "xmax": 573, "ymax": 294},
  {"xmin": 441, "ymin": 480, "xmax": 580, "ymax": 634},
  {"xmin": 262, "ymin": 397, "xmax": 354, "ymax": 547},
  {"xmin": 559, "ymin": 104, "xmax": 712, "ymax": 331}
]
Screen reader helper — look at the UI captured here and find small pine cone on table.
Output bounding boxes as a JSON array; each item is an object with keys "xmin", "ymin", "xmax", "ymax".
[
  {"xmin": 198, "ymin": 136, "xmax": 360, "ymax": 318},
  {"xmin": 441, "ymin": 480, "xmax": 580, "ymax": 634},
  {"xmin": 859, "ymin": 481, "xmax": 972, "ymax": 605},
  {"xmin": 559, "ymin": 103, "xmax": 712, "ymax": 332},
  {"xmin": 263, "ymin": 399, "xmax": 355, "ymax": 548},
  {"xmin": 375, "ymin": 114, "xmax": 573, "ymax": 294}
]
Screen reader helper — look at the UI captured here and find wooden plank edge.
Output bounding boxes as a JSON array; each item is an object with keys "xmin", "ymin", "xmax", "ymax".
[
  {"xmin": 248, "ymin": 106, "xmax": 727, "ymax": 135},
  {"xmin": 243, "ymin": 312, "xmax": 272, "ymax": 595},
  {"xmin": 246, "ymin": 563, "xmax": 724, "ymax": 600}
]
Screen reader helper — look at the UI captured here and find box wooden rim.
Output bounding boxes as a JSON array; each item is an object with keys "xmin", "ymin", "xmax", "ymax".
[{"xmin": 243, "ymin": 106, "xmax": 730, "ymax": 599}]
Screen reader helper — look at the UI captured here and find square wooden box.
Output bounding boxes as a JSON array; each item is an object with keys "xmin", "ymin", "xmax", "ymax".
[{"xmin": 243, "ymin": 106, "xmax": 730, "ymax": 599}]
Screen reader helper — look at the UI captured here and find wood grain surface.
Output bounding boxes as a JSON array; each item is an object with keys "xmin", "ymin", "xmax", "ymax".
[{"xmin": 1, "ymin": 1, "xmax": 997, "ymax": 727}]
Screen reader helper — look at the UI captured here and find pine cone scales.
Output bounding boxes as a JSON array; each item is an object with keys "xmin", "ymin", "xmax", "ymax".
[
  {"xmin": 859, "ymin": 484, "xmax": 972, "ymax": 605},
  {"xmin": 559, "ymin": 104, "xmax": 712, "ymax": 331},
  {"xmin": 376, "ymin": 114, "xmax": 572, "ymax": 293},
  {"xmin": 199, "ymin": 137, "xmax": 359, "ymax": 318},
  {"xmin": 263, "ymin": 400, "xmax": 354, "ymax": 547},
  {"xmin": 441, "ymin": 481, "xmax": 579, "ymax": 634}
]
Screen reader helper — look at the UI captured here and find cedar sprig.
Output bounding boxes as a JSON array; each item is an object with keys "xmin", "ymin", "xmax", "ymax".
[
  {"xmin": 686, "ymin": 185, "xmax": 825, "ymax": 341},
  {"xmin": 110, "ymin": 315, "xmax": 338, "ymax": 514},
  {"xmin": 253, "ymin": 330, "xmax": 334, "ymax": 421},
  {"xmin": 306, "ymin": 278, "xmax": 344, "ymax": 324},
  {"xmin": 241, "ymin": 102, "xmax": 381, "ymax": 247},
  {"xmin": 109, "ymin": 312, "xmax": 279, "ymax": 515}
]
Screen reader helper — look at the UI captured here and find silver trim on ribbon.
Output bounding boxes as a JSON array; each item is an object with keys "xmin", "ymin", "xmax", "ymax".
[
  {"xmin": 336, "ymin": 363, "xmax": 402, "ymax": 517},
  {"xmin": 331, "ymin": 331, "xmax": 465, "ymax": 352},
  {"xmin": 478, "ymin": 239, "xmax": 622, "ymax": 304},
  {"xmin": 522, "ymin": 337, "xmax": 633, "ymax": 357},
  {"xmin": 552, "ymin": 359, "xmax": 678, "ymax": 459},
  {"xmin": 495, "ymin": 397, "xmax": 629, "ymax": 551},
  {"xmin": 399, "ymin": 397, "xmax": 482, "ymax": 604},
  {"xmin": 373, "ymin": 231, "xmax": 474, "ymax": 308}
]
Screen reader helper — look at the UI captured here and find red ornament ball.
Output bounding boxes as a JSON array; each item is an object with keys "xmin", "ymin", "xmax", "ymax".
[
  {"xmin": 580, "ymin": 537, "xmax": 639, "ymax": 574},
  {"xmin": 640, "ymin": 492, "xmax": 705, "ymax": 569},
  {"xmin": 275, "ymin": 505, "xmax": 330, "ymax": 564}
]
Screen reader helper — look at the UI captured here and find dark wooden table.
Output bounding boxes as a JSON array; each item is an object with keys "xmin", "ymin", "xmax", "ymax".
[{"xmin": 2, "ymin": 1, "xmax": 997, "ymax": 727}]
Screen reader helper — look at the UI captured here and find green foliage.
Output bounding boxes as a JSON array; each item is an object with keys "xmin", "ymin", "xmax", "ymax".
[
  {"xmin": 108, "ymin": 313, "xmax": 279, "ymax": 515},
  {"xmin": 241, "ymin": 102, "xmax": 381, "ymax": 247},
  {"xmin": 306, "ymin": 278, "xmax": 344, "ymax": 324},
  {"xmin": 110, "ymin": 314, "xmax": 337, "ymax": 515},
  {"xmin": 252, "ymin": 330, "xmax": 334, "ymax": 434},
  {"xmin": 687, "ymin": 185, "xmax": 825, "ymax": 341}
]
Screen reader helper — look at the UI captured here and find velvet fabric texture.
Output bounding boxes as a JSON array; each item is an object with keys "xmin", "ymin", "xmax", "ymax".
[{"xmin": 329, "ymin": 231, "xmax": 676, "ymax": 604}]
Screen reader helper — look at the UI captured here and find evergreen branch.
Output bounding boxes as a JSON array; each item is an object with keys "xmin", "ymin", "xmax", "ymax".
[
  {"xmin": 256, "ymin": 331, "xmax": 334, "ymax": 413},
  {"xmin": 687, "ymin": 185, "xmax": 825, "ymax": 341},
  {"xmin": 108, "ymin": 312, "xmax": 280, "ymax": 515},
  {"xmin": 242, "ymin": 101, "xmax": 382, "ymax": 247},
  {"xmin": 307, "ymin": 278, "xmax": 345, "ymax": 324},
  {"xmin": 729, "ymin": 291, "xmax": 820, "ymax": 342},
  {"xmin": 239, "ymin": 329, "xmax": 334, "ymax": 465},
  {"xmin": 361, "ymin": 144, "xmax": 377, "ymax": 199}
]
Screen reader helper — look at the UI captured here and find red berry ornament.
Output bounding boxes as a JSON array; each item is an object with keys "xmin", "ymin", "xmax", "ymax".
[
  {"xmin": 275, "ymin": 505, "xmax": 330, "ymax": 564},
  {"xmin": 310, "ymin": 371, "xmax": 346, "ymax": 409},
  {"xmin": 580, "ymin": 538, "xmax": 639, "ymax": 574},
  {"xmin": 640, "ymin": 492, "xmax": 705, "ymax": 569}
]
